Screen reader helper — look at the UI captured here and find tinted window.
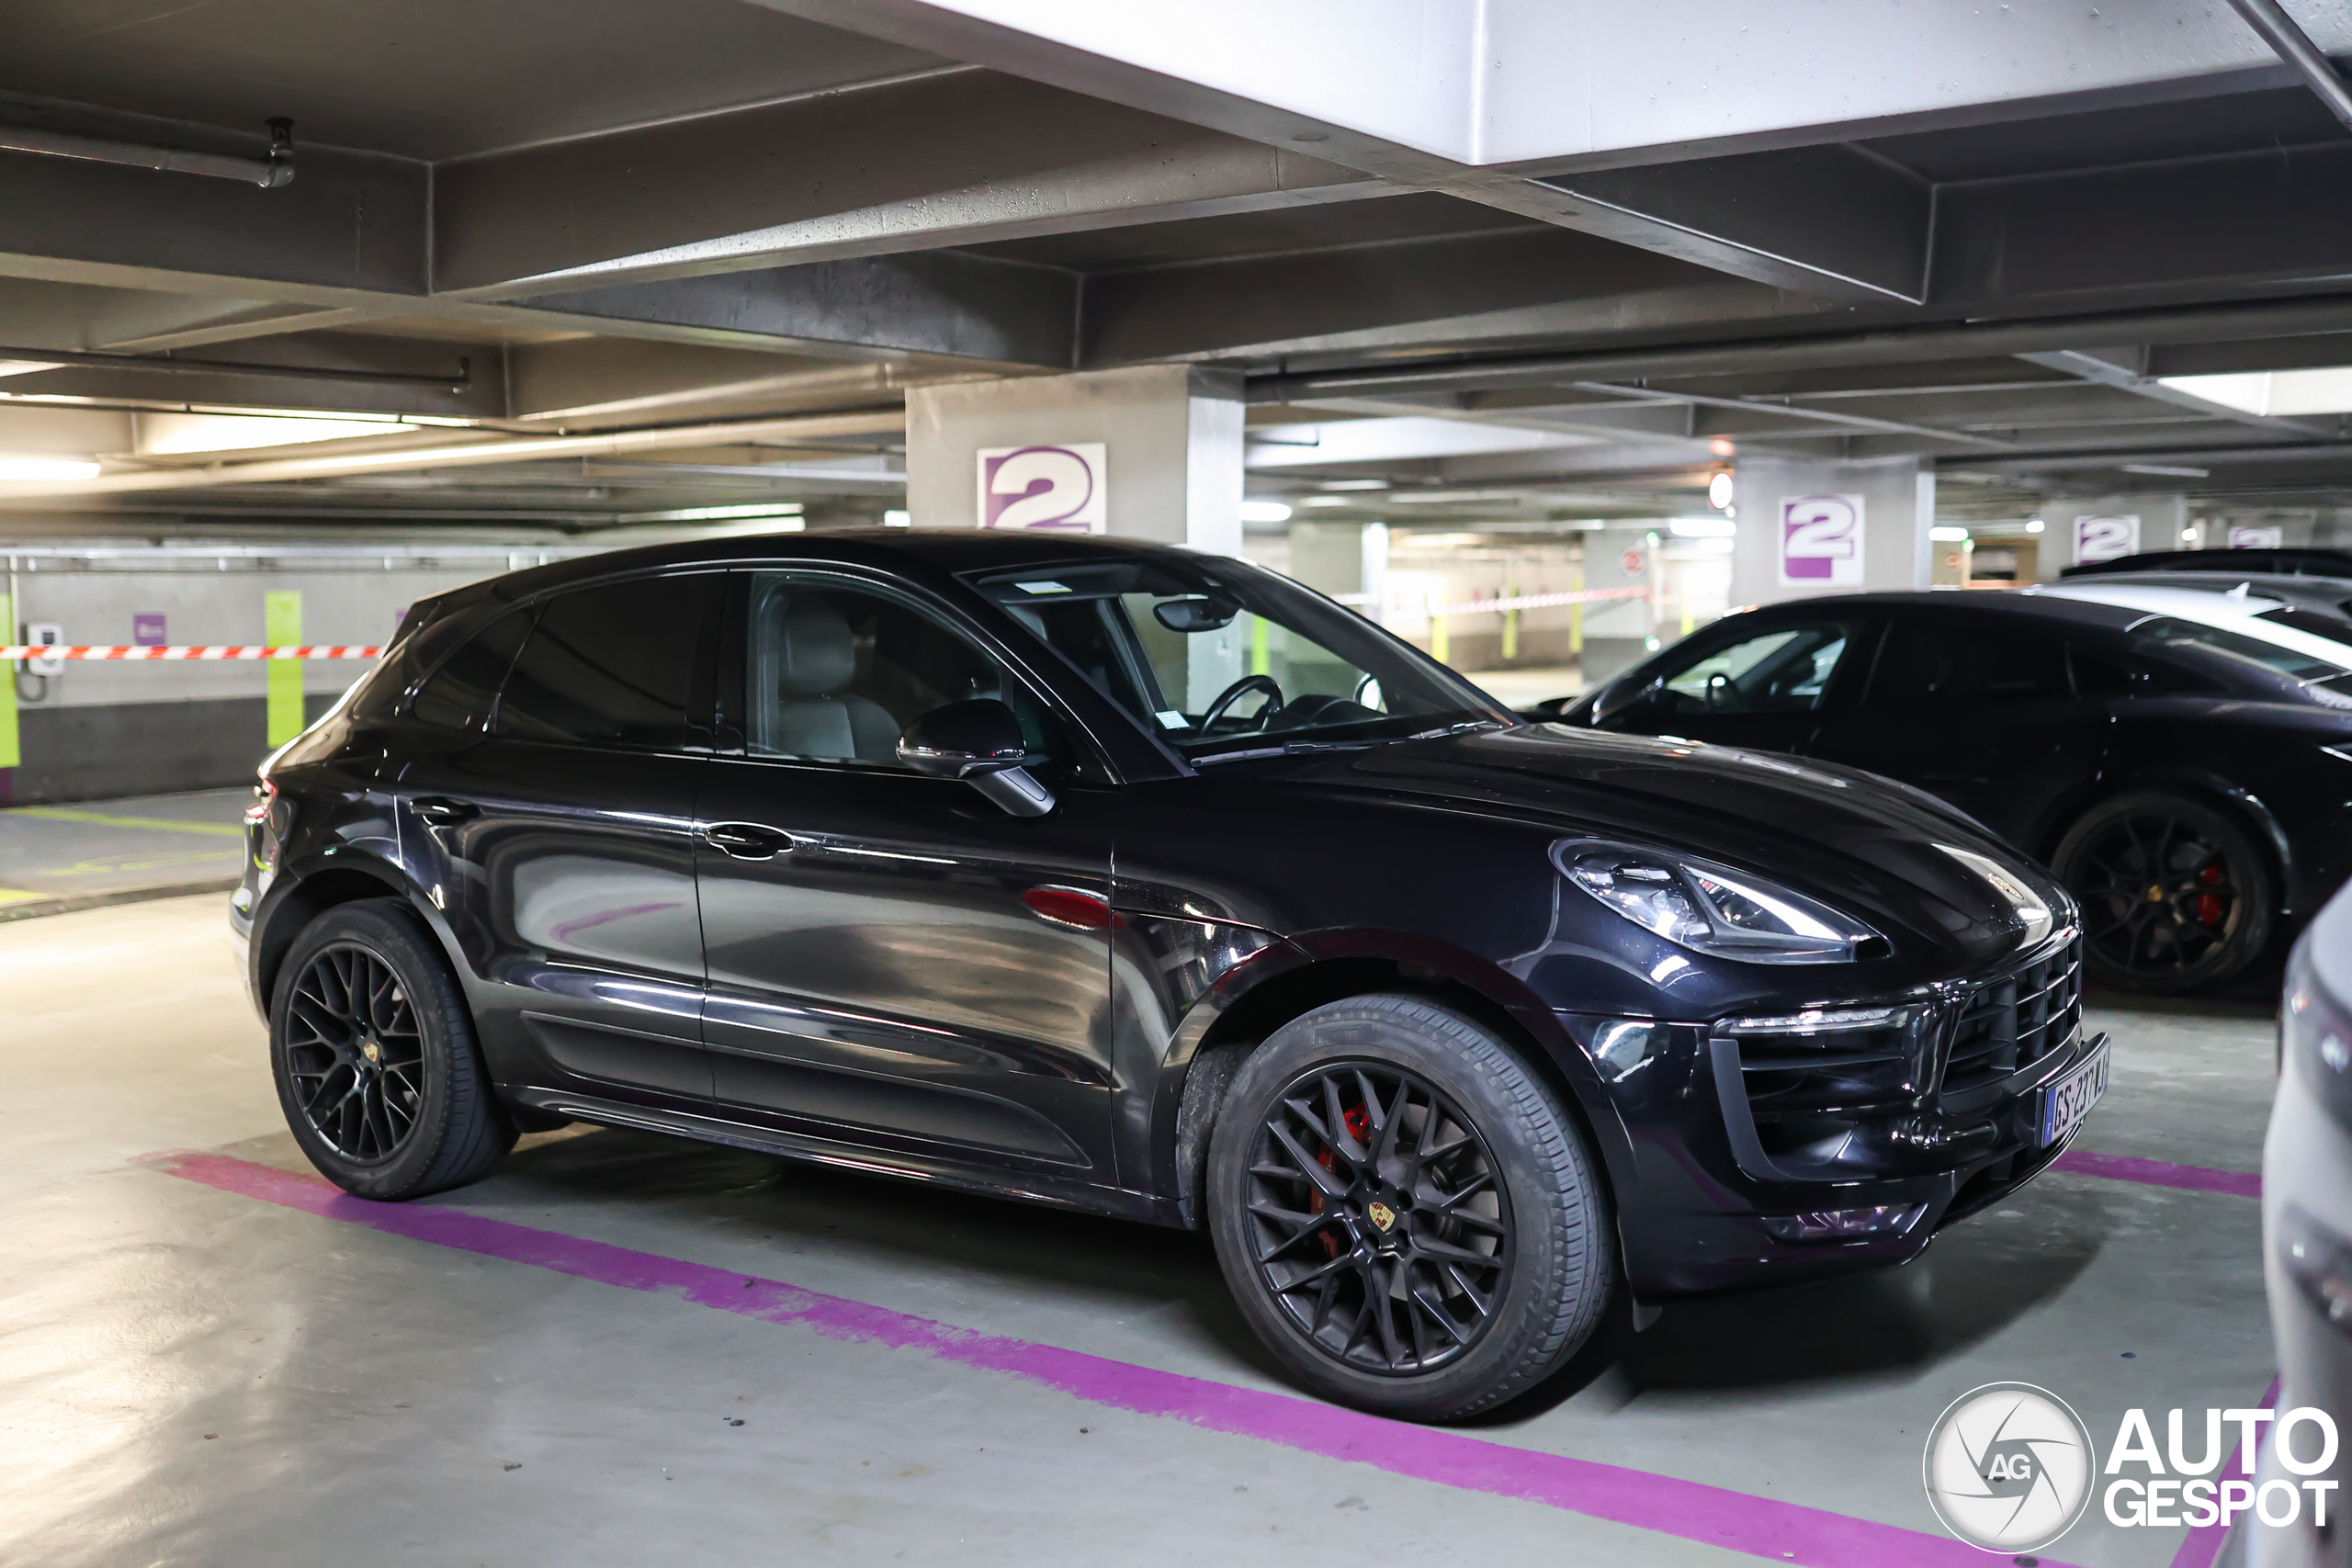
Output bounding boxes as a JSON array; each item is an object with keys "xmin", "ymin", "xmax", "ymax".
[
  {"xmin": 494, "ymin": 575, "xmax": 718, "ymax": 750},
  {"xmin": 741, "ymin": 574, "xmax": 1075, "ymax": 771},
  {"xmin": 1869, "ymin": 619, "xmax": 2067, "ymax": 706},
  {"xmin": 2068, "ymin": 645, "xmax": 2137, "ymax": 697},
  {"xmin": 1656, "ymin": 624, "xmax": 1854, "ymax": 716},
  {"xmin": 2256, "ymin": 606, "xmax": 2352, "ymax": 649},
  {"xmin": 407, "ymin": 608, "xmax": 532, "ymax": 732}
]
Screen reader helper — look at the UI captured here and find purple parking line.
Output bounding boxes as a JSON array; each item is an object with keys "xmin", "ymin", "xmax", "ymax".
[
  {"xmin": 150, "ymin": 1148, "xmax": 2066, "ymax": 1568},
  {"xmin": 2052, "ymin": 1149, "xmax": 2263, "ymax": 1199}
]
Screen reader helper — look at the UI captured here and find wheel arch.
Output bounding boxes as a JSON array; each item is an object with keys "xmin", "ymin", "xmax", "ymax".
[
  {"xmin": 1157, "ymin": 931, "xmax": 1635, "ymax": 1232},
  {"xmin": 2039, "ymin": 766, "xmax": 2292, "ymax": 903},
  {"xmin": 252, "ymin": 851, "xmax": 460, "ymax": 1010}
]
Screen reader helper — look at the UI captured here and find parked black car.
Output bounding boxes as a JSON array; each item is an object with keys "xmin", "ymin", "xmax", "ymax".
[
  {"xmin": 234, "ymin": 531, "xmax": 2098, "ymax": 1421},
  {"xmin": 1546, "ymin": 585, "xmax": 2352, "ymax": 995}
]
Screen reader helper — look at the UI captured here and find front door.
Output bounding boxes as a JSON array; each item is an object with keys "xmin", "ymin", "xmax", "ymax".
[
  {"xmin": 694, "ymin": 569, "xmax": 1120, "ymax": 1178},
  {"xmin": 396, "ymin": 571, "xmax": 723, "ymax": 1106}
]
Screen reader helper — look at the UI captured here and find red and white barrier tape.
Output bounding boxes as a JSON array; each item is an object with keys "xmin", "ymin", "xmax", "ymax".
[{"xmin": 0, "ymin": 645, "xmax": 383, "ymax": 660}]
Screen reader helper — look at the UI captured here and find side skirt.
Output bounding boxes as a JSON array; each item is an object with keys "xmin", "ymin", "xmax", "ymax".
[{"xmin": 507, "ymin": 1087, "xmax": 1182, "ymax": 1227}]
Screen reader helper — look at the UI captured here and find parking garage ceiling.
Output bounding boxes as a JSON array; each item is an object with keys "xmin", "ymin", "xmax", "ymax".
[{"xmin": 10, "ymin": 1, "xmax": 2352, "ymax": 531}]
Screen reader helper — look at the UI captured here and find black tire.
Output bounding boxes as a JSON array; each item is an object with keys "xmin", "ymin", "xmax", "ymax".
[
  {"xmin": 2052, "ymin": 789, "xmax": 2277, "ymax": 995},
  {"xmin": 1205, "ymin": 995, "xmax": 1614, "ymax": 1422},
  {"xmin": 269, "ymin": 897, "xmax": 514, "ymax": 1199}
]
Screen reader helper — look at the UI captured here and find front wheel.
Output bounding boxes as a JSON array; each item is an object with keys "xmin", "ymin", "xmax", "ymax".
[
  {"xmin": 1205, "ymin": 996, "xmax": 1615, "ymax": 1421},
  {"xmin": 2052, "ymin": 790, "xmax": 2277, "ymax": 995},
  {"xmin": 269, "ymin": 897, "xmax": 514, "ymax": 1199}
]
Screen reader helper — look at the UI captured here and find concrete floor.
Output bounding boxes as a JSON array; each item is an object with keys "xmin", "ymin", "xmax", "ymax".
[
  {"xmin": 0, "ymin": 789, "xmax": 246, "ymax": 917},
  {"xmin": 0, "ymin": 894, "xmax": 2273, "ymax": 1567}
]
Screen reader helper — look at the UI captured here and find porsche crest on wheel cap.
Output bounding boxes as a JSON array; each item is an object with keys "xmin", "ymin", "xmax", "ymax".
[{"xmin": 1366, "ymin": 1201, "xmax": 1397, "ymax": 1232}]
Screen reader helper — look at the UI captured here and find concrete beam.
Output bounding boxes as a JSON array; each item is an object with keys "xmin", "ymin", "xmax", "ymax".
[{"xmin": 435, "ymin": 70, "xmax": 1380, "ymax": 298}]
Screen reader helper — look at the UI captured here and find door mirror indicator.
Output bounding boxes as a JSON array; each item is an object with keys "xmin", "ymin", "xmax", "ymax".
[{"xmin": 898, "ymin": 698, "xmax": 1056, "ymax": 818}]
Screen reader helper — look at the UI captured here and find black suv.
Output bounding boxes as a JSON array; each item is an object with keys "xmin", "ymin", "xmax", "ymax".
[{"xmin": 233, "ymin": 530, "xmax": 2099, "ymax": 1421}]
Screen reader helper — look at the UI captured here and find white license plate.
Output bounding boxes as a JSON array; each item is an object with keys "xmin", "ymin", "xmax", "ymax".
[{"xmin": 2036, "ymin": 1038, "xmax": 2111, "ymax": 1147}]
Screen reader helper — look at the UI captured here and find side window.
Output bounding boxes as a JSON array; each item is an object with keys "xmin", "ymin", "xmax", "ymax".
[
  {"xmin": 1870, "ymin": 618, "xmax": 2067, "ymax": 707},
  {"xmin": 493, "ymin": 575, "xmax": 719, "ymax": 750},
  {"xmin": 2068, "ymin": 644, "xmax": 2137, "ymax": 697},
  {"xmin": 407, "ymin": 608, "xmax": 533, "ymax": 732},
  {"xmin": 1657, "ymin": 624, "xmax": 1854, "ymax": 717},
  {"xmin": 741, "ymin": 573, "xmax": 1075, "ymax": 771}
]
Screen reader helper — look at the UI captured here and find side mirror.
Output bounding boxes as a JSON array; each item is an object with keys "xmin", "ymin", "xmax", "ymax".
[
  {"xmin": 897, "ymin": 698, "xmax": 1055, "ymax": 818},
  {"xmin": 1152, "ymin": 595, "xmax": 1239, "ymax": 633},
  {"xmin": 1590, "ymin": 674, "xmax": 1664, "ymax": 726}
]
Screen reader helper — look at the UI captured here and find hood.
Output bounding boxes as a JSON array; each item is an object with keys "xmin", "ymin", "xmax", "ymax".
[{"xmin": 1288, "ymin": 723, "xmax": 2069, "ymax": 970}]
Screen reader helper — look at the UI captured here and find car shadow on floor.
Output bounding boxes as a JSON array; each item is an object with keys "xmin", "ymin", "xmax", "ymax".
[
  {"xmin": 439, "ymin": 1122, "xmax": 2110, "ymax": 1427},
  {"xmin": 473, "ymin": 1125, "xmax": 1291, "ymax": 1385}
]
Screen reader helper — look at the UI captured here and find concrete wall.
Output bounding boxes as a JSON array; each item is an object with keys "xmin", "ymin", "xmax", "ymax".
[
  {"xmin": 2, "ymin": 558, "xmax": 500, "ymax": 805},
  {"xmin": 1729, "ymin": 457, "xmax": 1931, "ymax": 606}
]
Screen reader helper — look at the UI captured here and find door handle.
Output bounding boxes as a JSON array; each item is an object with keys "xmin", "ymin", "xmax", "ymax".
[
  {"xmin": 412, "ymin": 795, "xmax": 479, "ymax": 826},
  {"xmin": 704, "ymin": 821, "xmax": 794, "ymax": 860}
]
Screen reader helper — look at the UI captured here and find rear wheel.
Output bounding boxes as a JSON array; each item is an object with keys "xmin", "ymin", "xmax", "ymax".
[
  {"xmin": 269, "ymin": 897, "xmax": 514, "ymax": 1199},
  {"xmin": 1205, "ymin": 995, "xmax": 1614, "ymax": 1422},
  {"xmin": 2052, "ymin": 790, "xmax": 2276, "ymax": 995}
]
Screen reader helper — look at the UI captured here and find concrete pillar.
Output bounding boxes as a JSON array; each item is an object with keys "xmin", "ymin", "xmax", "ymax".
[
  {"xmin": 904, "ymin": 365, "xmax": 1245, "ymax": 555},
  {"xmin": 1578, "ymin": 525, "xmax": 1660, "ymax": 684},
  {"xmin": 1287, "ymin": 520, "xmax": 1387, "ymax": 604},
  {"xmin": 1728, "ymin": 457, "xmax": 1933, "ymax": 606},
  {"xmin": 2035, "ymin": 495, "xmax": 2188, "ymax": 579}
]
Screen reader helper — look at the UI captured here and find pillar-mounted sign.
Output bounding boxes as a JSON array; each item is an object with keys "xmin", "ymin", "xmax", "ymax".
[
  {"xmin": 978, "ymin": 443, "xmax": 1107, "ymax": 532},
  {"xmin": 1778, "ymin": 493, "xmax": 1865, "ymax": 587},
  {"xmin": 2073, "ymin": 515, "xmax": 2141, "ymax": 565}
]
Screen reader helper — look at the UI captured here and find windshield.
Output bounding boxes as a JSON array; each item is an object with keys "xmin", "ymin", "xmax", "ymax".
[{"xmin": 967, "ymin": 555, "xmax": 1507, "ymax": 761}]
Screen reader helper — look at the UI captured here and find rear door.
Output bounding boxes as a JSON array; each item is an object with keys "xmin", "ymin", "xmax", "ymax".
[
  {"xmin": 1592, "ymin": 615, "xmax": 1872, "ymax": 756},
  {"xmin": 395, "ymin": 571, "xmax": 723, "ymax": 1108},
  {"xmin": 1809, "ymin": 609, "xmax": 2104, "ymax": 843}
]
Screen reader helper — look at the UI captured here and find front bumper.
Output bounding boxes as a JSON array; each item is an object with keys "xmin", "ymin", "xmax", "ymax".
[{"xmin": 1585, "ymin": 930, "xmax": 2099, "ymax": 1299}]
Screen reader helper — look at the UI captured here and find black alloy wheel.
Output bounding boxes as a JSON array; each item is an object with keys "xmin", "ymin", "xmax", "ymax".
[
  {"xmin": 2052, "ymin": 790, "xmax": 2276, "ymax": 995},
  {"xmin": 283, "ymin": 942, "xmax": 425, "ymax": 1163},
  {"xmin": 269, "ymin": 897, "xmax": 515, "ymax": 1199},
  {"xmin": 1207, "ymin": 996, "xmax": 1614, "ymax": 1422},
  {"xmin": 1244, "ymin": 1062, "xmax": 1512, "ymax": 1377}
]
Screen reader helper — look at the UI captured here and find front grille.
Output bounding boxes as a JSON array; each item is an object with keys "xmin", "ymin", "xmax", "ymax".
[{"xmin": 1939, "ymin": 936, "xmax": 2083, "ymax": 1100}]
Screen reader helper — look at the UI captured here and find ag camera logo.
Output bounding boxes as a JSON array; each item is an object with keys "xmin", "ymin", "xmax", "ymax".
[{"xmin": 1923, "ymin": 1382, "xmax": 2096, "ymax": 1552}]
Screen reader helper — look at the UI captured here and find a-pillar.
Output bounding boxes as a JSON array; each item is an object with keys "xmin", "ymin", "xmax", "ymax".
[
  {"xmin": 904, "ymin": 365, "xmax": 1245, "ymax": 554},
  {"xmin": 2035, "ymin": 495, "xmax": 2188, "ymax": 580},
  {"xmin": 1728, "ymin": 457, "xmax": 1934, "ymax": 606}
]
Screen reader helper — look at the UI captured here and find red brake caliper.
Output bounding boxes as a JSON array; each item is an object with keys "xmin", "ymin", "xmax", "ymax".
[
  {"xmin": 1310, "ymin": 1103, "xmax": 1373, "ymax": 1258},
  {"xmin": 2197, "ymin": 863, "xmax": 2225, "ymax": 926}
]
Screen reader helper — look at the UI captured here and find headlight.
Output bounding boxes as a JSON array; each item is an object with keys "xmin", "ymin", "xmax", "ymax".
[{"xmin": 1555, "ymin": 840, "xmax": 1884, "ymax": 965}]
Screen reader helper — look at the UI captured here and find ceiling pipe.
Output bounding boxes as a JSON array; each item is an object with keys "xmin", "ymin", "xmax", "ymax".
[
  {"xmin": 0, "ymin": 344, "xmax": 467, "ymax": 389},
  {"xmin": 0, "ymin": 408, "xmax": 909, "ymax": 502},
  {"xmin": 1248, "ymin": 293, "xmax": 2352, "ymax": 402},
  {"xmin": 0, "ymin": 117, "xmax": 294, "ymax": 187},
  {"xmin": 2225, "ymin": 0, "xmax": 2352, "ymax": 131}
]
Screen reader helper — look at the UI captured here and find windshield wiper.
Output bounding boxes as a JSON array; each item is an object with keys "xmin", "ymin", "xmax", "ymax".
[
  {"xmin": 1190, "ymin": 738, "xmax": 1387, "ymax": 767},
  {"xmin": 1408, "ymin": 718, "xmax": 1508, "ymax": 739}
]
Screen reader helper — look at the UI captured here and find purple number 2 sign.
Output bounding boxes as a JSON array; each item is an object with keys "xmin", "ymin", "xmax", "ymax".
[
  {"xmin": 1778, "ymin": 493, "xmax": 1865, "ymax": 588},
  {"xmin": 978, "ymin": 444, "xmax": 1108, "ymax": 532}
]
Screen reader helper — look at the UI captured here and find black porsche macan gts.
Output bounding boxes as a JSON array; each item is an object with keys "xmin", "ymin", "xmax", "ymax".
[{"xmin": 232, "ymin": 530, "xmax": 2101, "ymax": 1421}]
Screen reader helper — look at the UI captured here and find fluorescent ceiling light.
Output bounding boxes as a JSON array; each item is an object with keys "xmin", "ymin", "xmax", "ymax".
[
  {"xmin": 627, "ymin": 502, "xmax": 805, "ymax": 523},
  {"xmin": 1247, "ymin": 416, "xmax": 1589, "ymax": 468},
  {"xmin": 1240, "ymin": 500, "xmax": 1294, "ymax": 524},
  {"xmin": 0, "ymin": 456, "xmax": 98, "ymax": 480},
  {"xmin": 883, "ymin": 509, "xmax": 910, "ymax": 527},
  {"xmin": 1317, "ymin": 479, "xmax": 1390, "ymax": 491},
  {"xmin": 1668, "ymin": 516, "xmax": 1736, "ymax": 537},
  {"xmin": 1300, "ymin": 494, "xmax": 1353, "ymax": 507},
  {"xmin": 141, "ymin": 412, "xmax": 411, "ymax": 456},
  {"xmin": 1929, "ymin": 525, "xmax": 1970, "ymax": 542},
  {"xmin": 2120, "ymin": 463, "xmax": 2210, "ymax": 479},
  {"xmin": 2158, "ymin": 367, "xmax": 2352, "ymax": 417}
]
